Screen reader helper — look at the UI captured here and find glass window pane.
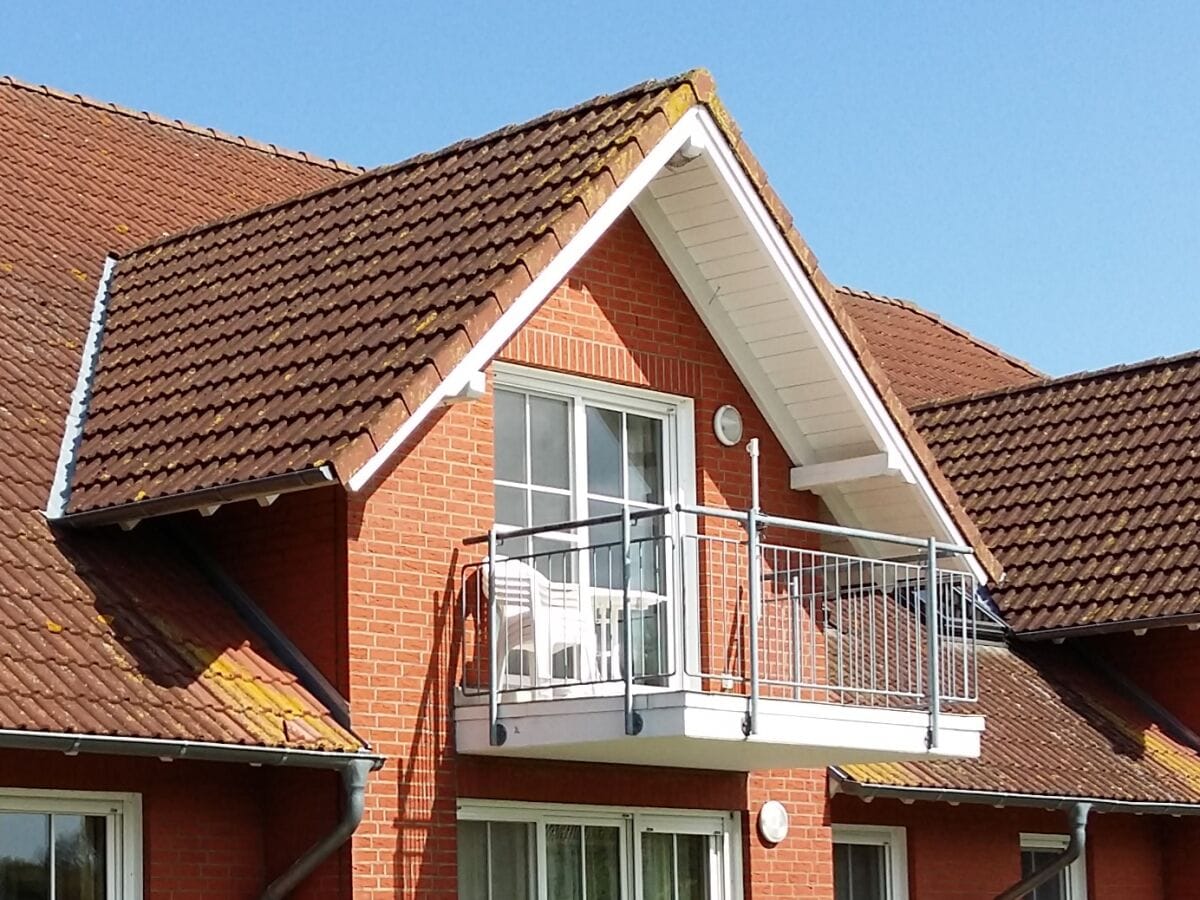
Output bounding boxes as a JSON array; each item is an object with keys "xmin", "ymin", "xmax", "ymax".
[
  {"xmin": 833, "ymin": 842, "xmax": 886, "ymax": 900},
  {"xmin": 53, "ymin": 815, "xmax": 106, "ymax": 900},
  {"xmin": 496, "ymin": 485, "xmax": 529, "ymax": 529},
  {"xmin": 489, "ymin": 822, "xmax": 534, "ymax": 900},
  {"xmin": 457, "ymin": 820, "xmax": 488, "ymax": 900},
  {"xmin": 531, "ymin": 491, "xmax": 570, "ymax": 528},
  {"xmin": 587, "ymin": 500, "xmax": 623, "ymax": 589},
  {"xmin": 1023, "ymin": 849, "xmax": 1067, "ymax": 900},
  {"xmin": 585, "ymin": 826, "xmax": 621, "ymax": 900},
  {"xmin": 529, "ymin": 395, "xmax": 571, "ymax": 490},
  {"xmin": 641, "ymin": 832, "xmax": 675, "ymax": 900},
  {"xmin": 0, "ymin": 812, "xmax": 50, "ymax": 900},
  {"xmin": 626, "ymin": 414, "xmax": 663, "ymax": 504},
  {"xmin": 586, "ymin": 406, "xmax": 623, "ymax": 499},
  {"xmin": 675, "ymin": 833, "xmax": 711, "ymax": 900},
  {"xmin": 495, "ymin": 389, "xmax": 527, "ymax": 483},
  {"xmin": 547, "ymin": 824, "xmax": 583, "ymax": 900}
]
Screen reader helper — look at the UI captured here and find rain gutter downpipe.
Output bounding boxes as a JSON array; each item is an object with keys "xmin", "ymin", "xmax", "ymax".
[
  {"xmin": 260, "ymin": 756, "xmax": 374, "ymax": 900},
  {"xmin": 994, "ymin": 802, "xmax": 1090, "ymax": 900}
]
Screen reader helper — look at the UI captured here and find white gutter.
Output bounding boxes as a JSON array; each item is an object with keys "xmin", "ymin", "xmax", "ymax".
[
  {"xmin": 46, "ymin": 254, "xmax": 118, "ymax": 520},
  {"xmin": 0, "ymin": 727, "xmax": 384, "ymax": 771}
]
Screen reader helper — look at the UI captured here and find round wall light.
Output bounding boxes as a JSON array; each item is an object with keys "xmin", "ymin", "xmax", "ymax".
[
  {"xmin": 757, "ymin": 800, "xmax": 789, "ymax": 844},
  {"xmin": 713, "ymin": 404, "xmax": 744, "ymax": 447}
]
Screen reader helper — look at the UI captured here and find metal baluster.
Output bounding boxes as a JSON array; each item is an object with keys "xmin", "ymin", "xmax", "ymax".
[{"xmin": 925, "ymin": 536, "xmax": 941, "ymax": 750}]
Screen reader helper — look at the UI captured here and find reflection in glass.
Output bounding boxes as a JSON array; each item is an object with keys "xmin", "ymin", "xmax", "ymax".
[
  {"xmin": 641, "ymin": 831, "xmax": 675, "ymax": 900},
  {"xmin": 0, "ymin": 813, "xmax": 50, "ymax": 900},
  {"xmin": 547, "ymin": 824, "xmax": 583, "ymax": 900},
  {"xmin": 675, "ymin": 833, "xmax": 710, "ymax": 900},
  {"xmin": 457, "ymin": 820, "xmax": 534, "ymax": 900},
  {"xmin": 586, "ymin": 407, "xmax": 623, "ymax": 498},
  {"xmin": 54, "ymin": 815, "xmax": 106, "ymax": 900},
  {"xmin": 530, "ymin": 396, "xmax": 570, "ymax": 490},
  {"xmin": 495, "ymin": 389, "xmax": 527, "ymax": 483},
  {"xmin": 626, "ymin": 414, "xmax": 663, "ymax": 504},
  {"xmin": 833, "ymin": 842, "xmax": 886, "ymax": 900},
  {"xmin": 1022, "ymin": 849, "xmax": 1067, "ymax": 900},
  {"xmin": 585, "ymin": 826, "xmax": 621, "ymax": 900}
]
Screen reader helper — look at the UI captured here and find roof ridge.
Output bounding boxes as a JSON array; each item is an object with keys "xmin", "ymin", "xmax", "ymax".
[
  {"xmin": 913, "ymin": 344, "xmax": 1200, "ymax": 413},
  {"xmin": 0, "ymin": 74, "xmax": 363, "ymax": 174},
  {"xmin": 839, "ymin": 284, "xmax": 1043, "ymax": 379},
  {"xmin": 113, "ymin": 69, "xmax": 707, "ymax": 264}
]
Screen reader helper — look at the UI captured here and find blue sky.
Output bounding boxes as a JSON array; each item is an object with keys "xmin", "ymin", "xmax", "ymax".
[{"xmin": 5, "ymin": 1, "xmax": 1198, "ymax": 376}]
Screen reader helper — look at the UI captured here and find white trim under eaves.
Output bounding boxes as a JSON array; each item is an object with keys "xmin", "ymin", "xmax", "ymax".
[
  {"xmin": 45, "ymin": 255, "xmax": 117, "ymax": 521},
  {"xmin": 345, "ymin": 107, "xmax": 705, "ymax": 492},
  {"xmin": 684, "ymin": 109, "xmax": 985, "ymax": 585}
]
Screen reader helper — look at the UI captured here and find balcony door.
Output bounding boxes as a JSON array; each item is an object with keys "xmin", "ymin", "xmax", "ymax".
[{"xmin": 492, "ymin": 364, "xmax": 692, "ymax": 688}]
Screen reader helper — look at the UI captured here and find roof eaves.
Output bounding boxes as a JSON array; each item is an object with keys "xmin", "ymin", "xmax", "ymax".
[
  {"xmin": 829, "ymin": 773, "xmax": 1200, "ymax": 818},
  {"xmin": 46, "ymin": 255, "xmax": 117, "ymax": 521}
]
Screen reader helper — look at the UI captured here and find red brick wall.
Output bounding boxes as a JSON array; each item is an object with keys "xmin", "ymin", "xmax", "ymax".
[
  {"xmin": 831, "ymin": 793, "xmax": 1167, "ymax": 899},
  {"xmin": 0, "ymin": 749, "xmax": 281, "ymax": 900},
  {"xmin": 342, "ymin": 211, "xmax": 832, "ymax": 897},
  {"xmin": 1089, "ymin": 627, "xmax": 1200, "ymax": 732},
  {"xmin": 1163, "ymin": 818, "xmax": 1200, "ymax": 899}
]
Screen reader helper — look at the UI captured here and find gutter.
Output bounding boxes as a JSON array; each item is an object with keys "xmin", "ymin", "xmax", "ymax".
[
  {"xmin": 1017, "ymin": 613, "xmax": 1200, "ymax": 641},
  {"xmin": 829, "ymin": 774, "xmax": 1200, "ymax": 817},
  {"xmin": 995, "ymin": 803, "xmax": 1090, "ymax": 900},
  {"xmin": 50, "ymin": 465, "xmax": 338, "ymax": 528}
]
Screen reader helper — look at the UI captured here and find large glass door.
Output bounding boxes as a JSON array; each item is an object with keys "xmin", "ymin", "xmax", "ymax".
[{"xmin": 636, "ymin": 815, "xmax": 726, "ymax": 900}]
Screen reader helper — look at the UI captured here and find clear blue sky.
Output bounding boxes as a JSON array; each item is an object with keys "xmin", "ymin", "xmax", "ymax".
[{"xmin": 5, "ymin": 1, "xmax": 1198, "ymax": 376}]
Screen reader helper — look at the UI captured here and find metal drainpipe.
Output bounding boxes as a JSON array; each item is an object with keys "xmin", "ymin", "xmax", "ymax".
[
  {"xmin": 260, "ymin": 758, "xmax": 374, "ymax": 900},
  {"xmin": 994, "ymin": 803, "xmax": 1090, "ymax": 900}
]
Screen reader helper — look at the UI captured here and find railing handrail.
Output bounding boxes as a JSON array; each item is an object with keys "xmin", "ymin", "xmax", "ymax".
[
  {"xmin": 462, "ymin": 505, "xmax": 672, "ymax": 546},
  {"xmin": 463, "ymin": 503, "xmax": 973, "ymax": 558}
]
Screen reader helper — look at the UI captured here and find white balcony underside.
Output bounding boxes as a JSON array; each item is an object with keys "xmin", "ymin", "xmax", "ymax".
[{"xmin": 455, "ymin": 690, "xmax": 983, "ymax": 771}]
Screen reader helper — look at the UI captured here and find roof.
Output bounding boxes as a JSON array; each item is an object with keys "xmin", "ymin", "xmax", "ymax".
[
  {"xmin": 914, "ymin": 350, "xmax": 1200, "ymax": 634},
  {"xmin": 53, "ymin": 70, "xmax": 998, "ymax": 580},
  {"xmin": 0, "ymin": 75, "xmax": 363, "ymax": 754},
  {"xmin": 837, "ymin": 286, "xmax": 1041, "ymax": 407},
  {"xmin": 836, "ymin": 641, "xmax": 1200, "ymax": 809}
]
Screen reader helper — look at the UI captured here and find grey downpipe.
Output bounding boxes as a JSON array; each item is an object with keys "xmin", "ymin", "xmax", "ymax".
[
  {"xmin": 260, "ymin": 757, "xmax": 374, "ymax": 900},
  {"xmin": 994, "ymin": 802, "xmax": 1090, "ymax": 900}
]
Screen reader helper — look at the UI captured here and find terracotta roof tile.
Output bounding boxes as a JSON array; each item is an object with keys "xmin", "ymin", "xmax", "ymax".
[
  {"xmin": 838, "ymin": 287, "xmax": 1041, "ymax": 406},
  {"xmin": 914, "ymin": 350, "xmax": 1200, "ymax": 633},
  {"xmin": 0, "ymin": 75, "xmax": 361, "ymax": 750},
  {"xmin": 59, "ymin": 70, "xmax": 998, "ymax": 581},
  {"xmin": 839, "ymin": 642, "xmax": 1200, "ymax": 805}
]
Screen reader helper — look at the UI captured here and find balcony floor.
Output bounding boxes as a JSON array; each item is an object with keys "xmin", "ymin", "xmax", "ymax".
[{"xmin": 455, "ymin": 690, "xmax": 984, "ymax": 771}]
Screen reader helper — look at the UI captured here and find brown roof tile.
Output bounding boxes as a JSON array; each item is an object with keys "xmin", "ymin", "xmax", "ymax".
[
  {"xmin": 839, "ymin": 641, "xmax": 1200, "ymax": 805},
  {"xmin": 0, "ymin": 75, "xmax": 361, "ymax": 750},
  {"xmin": 914, "ymin": 350, "xmax": 1200, "ymax": 633},
  {"xmin": 838, "ymin": 287, "xmax": 1041, "ymax": 406},
  {"xmin": 59, "ymin": 71, "xmax": 998, "ymax": 581}
]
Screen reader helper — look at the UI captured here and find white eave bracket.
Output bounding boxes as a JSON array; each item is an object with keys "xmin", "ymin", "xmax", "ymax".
[
  {"xmin": 789, "ymin": 452, "xmax": 913, "ymax": 493},
  {"xmin": 440, "ymin": 370, "xmax": 487, "ymax": 406}
]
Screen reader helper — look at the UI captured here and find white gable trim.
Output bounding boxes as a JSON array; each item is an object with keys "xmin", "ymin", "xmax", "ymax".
[
  {"xmin": 45, "ymin": 255, "xmax": 118, "ymax": 520},
  {"xmin": 344, "ymin": 107, "xmax": 982, "ymax": 584},
  {"xmin": 345, "ymin": 107, "xmax": 705, "ymax": 491}
]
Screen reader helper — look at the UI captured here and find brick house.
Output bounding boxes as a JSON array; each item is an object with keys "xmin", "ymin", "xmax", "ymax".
[{"xmin": 2, "ymin": 68, "xmax": 1200, "ymax": 899}]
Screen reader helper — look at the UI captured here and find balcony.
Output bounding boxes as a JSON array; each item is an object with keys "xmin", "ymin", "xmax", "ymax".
[{"xmin": 455, "ymin": 484, "xmax": 984, "ymax": 771}]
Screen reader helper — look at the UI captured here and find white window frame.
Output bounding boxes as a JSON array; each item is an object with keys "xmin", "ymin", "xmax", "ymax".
[
  {"xmin": 458, "ymin": 799, "xmax": 741, "ymax": 900},
  {"xmin": 0, "ymin": 787, "xmax": 142, "ymax": 900},
  {"xmin": 492, "ymin": 362, "xmax": 698, "ymax": 690},
  {"xmin": 1020, "ymin": 833, "xmax": 1087, "ymax": 899},
  {"xmin": 832, "ymin": 824, "xmax": 908, "ymax": 900}
]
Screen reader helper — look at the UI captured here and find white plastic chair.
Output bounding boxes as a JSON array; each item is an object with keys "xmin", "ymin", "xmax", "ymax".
[{"xmin": 489, "ymin": 556, "xmax": 599, "ymax": 688}]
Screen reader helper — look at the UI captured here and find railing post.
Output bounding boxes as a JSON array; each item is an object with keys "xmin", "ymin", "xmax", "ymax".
[
  {"xmin": 925, "ymin": 535, "xmax": 941, "ymax": 751},
  {"xmin": 745, "ymin": 438, "xmax": 762, "ymax": 736},
  {"xmin": 487, "ymin": 528, "xmax": 505, "ymax": 746},
  {"xmin": 622, "ymin": 504, "xmax": 642, "ymax": 735}
]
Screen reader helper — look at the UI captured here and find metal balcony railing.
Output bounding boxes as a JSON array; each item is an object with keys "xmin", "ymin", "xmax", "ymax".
[{"xmin": 461, "ymin": 440, "xmax": 979, "ymax": 750}]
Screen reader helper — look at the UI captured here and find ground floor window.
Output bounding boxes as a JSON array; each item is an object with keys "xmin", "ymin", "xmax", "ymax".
[
  {"xmin": 832, "ymin": 825, "xmax": 907, "ymax": 900},
  {"xmin": 0, "ymin": 789, "xmax": 140, "ymax": 900},
  {"xmin": 457, "ymin": 801, "xmax": 740, "ymax": 900},
  {"xmin": 1020, "ymin": 834, "xmax": 1086, "ymax": 900}
]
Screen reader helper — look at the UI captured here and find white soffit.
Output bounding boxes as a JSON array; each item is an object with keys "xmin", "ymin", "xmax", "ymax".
[{"xmin": 633, "ymin": 110, "xmax": 977, "ymax": 573}]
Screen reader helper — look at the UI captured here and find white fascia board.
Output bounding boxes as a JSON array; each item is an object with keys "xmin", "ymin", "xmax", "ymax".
[
  {"xmin": 684, "ymin": 110, "xmax": 985, "ymax": 584},
  {"xmin": 345, "ymin": 107, "xmax": 705, "ymax": 492},
  {"xmin": 789, "ymin": 452, "xmax": 908, "ymax": 492},
  {"xmin": 45, "ymin": 255, "xmax": 118, "ymax": 520}
]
